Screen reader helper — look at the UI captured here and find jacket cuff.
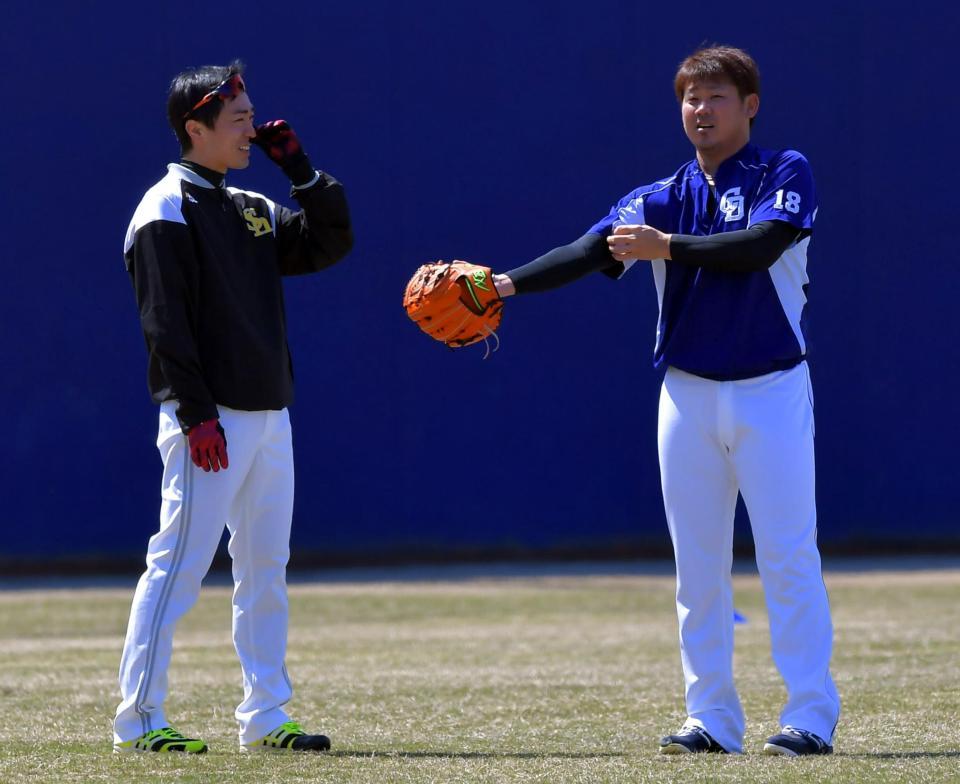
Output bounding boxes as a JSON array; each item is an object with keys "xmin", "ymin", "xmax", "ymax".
[
  {"xmin": 282, "ymin": 153, "xmax": 317, "ymax": 188},
  {"xmin": 175, "ymin": 401, "xmax": 220, "ymax": 433}
]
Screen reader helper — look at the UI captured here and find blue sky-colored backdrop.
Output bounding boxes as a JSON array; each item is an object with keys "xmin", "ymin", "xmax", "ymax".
[{"xmin": 1, "ymin": 1, "xmax": 956, "ymax": 561}]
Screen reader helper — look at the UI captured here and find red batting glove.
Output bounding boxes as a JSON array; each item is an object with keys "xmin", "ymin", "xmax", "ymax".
[
  {"xmin": 253, "ymin": 120, "xmax": 303, "ymax": 165},
  {"xmin": 187, "ymin": 419, "xmax": 229, "ymax": 472},
  {"xmin": 252, "ymin": 120, "xmax": 315, "ymax": 185}
]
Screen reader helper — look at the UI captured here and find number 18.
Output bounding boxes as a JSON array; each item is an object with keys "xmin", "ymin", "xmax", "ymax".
[{"xmin": 774, "ymin": 189, "xmax": 801, "ymax": 214}]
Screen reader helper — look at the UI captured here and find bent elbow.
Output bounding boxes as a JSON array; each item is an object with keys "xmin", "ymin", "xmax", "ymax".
[{"xmin": 312, "ymin": 226, "xmax": 354, "ymax": 270}]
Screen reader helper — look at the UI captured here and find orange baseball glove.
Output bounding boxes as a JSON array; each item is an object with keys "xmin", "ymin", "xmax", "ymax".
[{"xmin": 403, "ymin": 261, "xmax": 504, "ymax": 356}]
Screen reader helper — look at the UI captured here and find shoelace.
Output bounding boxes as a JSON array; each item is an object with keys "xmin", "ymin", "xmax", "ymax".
[
  {"xmin": 782, "ymin": 726, "xmax": 826, "ymax": 748},
  {"xmin": 678, "ymin": 724, "xmax": 710, "ymax": 739},
  {"xmin": 150, "ymin": 728, "xmax": 188, "ymax": 739}
]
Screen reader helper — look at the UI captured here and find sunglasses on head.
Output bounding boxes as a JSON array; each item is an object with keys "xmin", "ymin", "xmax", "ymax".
[{"xmin": 182, "ymin": 74, "xmax": 246, "ymax": 120}]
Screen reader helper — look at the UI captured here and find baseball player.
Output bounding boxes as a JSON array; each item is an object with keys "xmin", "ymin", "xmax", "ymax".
[
  {"xmin": 114, "ymin": 61, "xmax": 353, "ymax": 754},
  {"xmin": 422, "ymin": 45, "xmax": 839, "ymax": 756}
]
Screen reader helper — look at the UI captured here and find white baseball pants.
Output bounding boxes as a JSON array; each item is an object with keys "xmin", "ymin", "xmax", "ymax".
[
  {"xmin": 114, "ymin": 403, "xmax": 295, "ymax": 746},
  {"xmin": 658, "ymin": 363, "xmax": 840, "ymax": 753}
]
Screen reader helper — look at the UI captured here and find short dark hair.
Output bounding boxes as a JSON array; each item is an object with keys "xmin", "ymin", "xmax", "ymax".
[
  {"xmin": 167, "ymin": 59, "xmax": 245, "ymax": 153},
  {"xmin": 674, "ymin": 46, "xmax": 760, "ymax": 102}
]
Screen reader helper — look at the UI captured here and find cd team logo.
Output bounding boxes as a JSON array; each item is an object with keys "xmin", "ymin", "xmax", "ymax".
[
  {"xmin": 243, "ymin": 207, "xmax": 273, "ymax": 237},
  {"xmin": 719, "ymin": 187, "xmax": 745, "ymax": 222}
]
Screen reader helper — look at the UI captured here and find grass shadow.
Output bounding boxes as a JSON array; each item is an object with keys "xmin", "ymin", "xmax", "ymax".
[
  {"xmin": 836, "ymin": 751, "xmax": 960, "ymax": 759},
  {"xmin": 328, "ymin": 750, "xmax": 627, "ymax": 760}
]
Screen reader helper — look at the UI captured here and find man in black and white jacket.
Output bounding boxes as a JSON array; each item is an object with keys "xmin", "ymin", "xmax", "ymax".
[{"xmin": 115, "ymin": 59, "xmax": 352, "ymax": 755}]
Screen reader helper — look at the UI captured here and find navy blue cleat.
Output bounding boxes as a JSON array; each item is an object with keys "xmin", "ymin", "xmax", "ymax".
[
  {"xmin": 659, "ymin": 723, "xmax": 726, "ymax": 754},
  {"xmin": 763, "ymin": 726, "xmax": 833, "ymax": 756}
]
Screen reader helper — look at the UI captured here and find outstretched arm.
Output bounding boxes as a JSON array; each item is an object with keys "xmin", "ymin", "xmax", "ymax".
[{"xmin": 493, "ymin": 232, "xmax": 616, "ymax": 297}]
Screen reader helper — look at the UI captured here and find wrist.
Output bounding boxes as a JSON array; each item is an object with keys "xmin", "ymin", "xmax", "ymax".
[
  {"xmin": 493, "ymin": 273, "xmax": 515, "ymax": 298},
  {"xmin": 291, "ymin": 169, "xmax": 321, "ymax": 190},
  {"xmin": 187, "ymin": 417, "xmax": 217, "ymax": 433},
  {"xmin": 282, "ymin": 152, "xmax": 315, "ymax": 187},
  {"xmin": 663, "ymin": 233, "xmax": 673, "ymax": 260}
]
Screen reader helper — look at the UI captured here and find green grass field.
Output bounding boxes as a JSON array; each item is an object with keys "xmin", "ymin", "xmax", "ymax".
[{"xmin": 1, "ymin": 564, "xmax": 958, "ymax": 783}]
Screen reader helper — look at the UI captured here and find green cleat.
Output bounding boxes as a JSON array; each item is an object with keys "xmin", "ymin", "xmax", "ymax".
[
  {"xmin": 241, "ymin": 720, "xmax": 331, "ymax": 752},
  {"xmin": 114, "ymin": 726, "xmax": 208, "ymax": 754}
]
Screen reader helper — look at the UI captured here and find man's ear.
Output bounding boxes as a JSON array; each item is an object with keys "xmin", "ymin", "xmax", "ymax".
[
  {"xmin": 185, "ymin": 118, "xmax": 205, "ymax": 146},
  {"xmin": 745, "ymin": 93, "xmax": 759, "ymax": 119}
]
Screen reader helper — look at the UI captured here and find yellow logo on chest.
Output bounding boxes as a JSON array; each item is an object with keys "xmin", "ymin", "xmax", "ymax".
[{"xmin": 243, "ymin": 207, "xmax": 273, "ymax": 237}]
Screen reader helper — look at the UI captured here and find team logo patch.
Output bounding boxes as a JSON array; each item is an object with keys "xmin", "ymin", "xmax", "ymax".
[
  {"xmin": 719, "ymin": 187, "xmax": 744, "ymax": 222},
  {"xmin": 243, "ymin": 207, "xmax": 273, "ymax": 237}
]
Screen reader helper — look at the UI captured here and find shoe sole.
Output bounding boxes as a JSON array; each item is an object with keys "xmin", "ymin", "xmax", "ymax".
[
  {"xmin": 763, "ymin": 742, "xmax": 799, "ymax": 757},
  {"xmin": 240, "ymin": 745, "xmax": 330, "ymax": 753},
  {"xmin": 113, "ymin": 745, "xmax": 207, "ymax": 754},
  {"xmin": 763, "ymin": 742, "xmax": 832, "ymax": 757},
  {"xmin": 659, "ymin": 742, "xmax": 695, "ymax": 754},
  {"xmin": 659, "ymin": 742, "xmax": 727, "ymax": 754}
]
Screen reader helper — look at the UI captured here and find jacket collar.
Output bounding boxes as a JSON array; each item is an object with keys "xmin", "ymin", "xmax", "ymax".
[{"xmin": 167, "ymin": 162, "xmax": 224, "ymax": 189}]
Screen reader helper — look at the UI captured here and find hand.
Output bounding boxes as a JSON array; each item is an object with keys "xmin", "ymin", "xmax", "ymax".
[
  {"xmin": 187, "ymin": 419, "xmax": 229, "ymax": 472},
  {"xmin": 403, "ymin": 260, "xmax": 505, "ymax": 352},
  {"xmin": 253, "ymin": 120, "xmax": 303, "ymax": 166},
  {"xmin": 607, "ymin": 224, "xmax": 672, "ymax": 262},
  {"xmin": 253, "ymin": 120, "xmax": 314, "ymax": 185}
]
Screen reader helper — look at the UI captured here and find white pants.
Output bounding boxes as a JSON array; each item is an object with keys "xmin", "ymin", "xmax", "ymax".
[
  {"xmin": 658, "ymin": 363, "xmax": 840, "ymax": 753},
  {"xmin": 114, "ymin": 403, "xmax": 296, "ymax": 746}
]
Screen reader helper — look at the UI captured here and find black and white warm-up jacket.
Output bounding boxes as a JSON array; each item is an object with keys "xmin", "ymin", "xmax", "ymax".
[{"xmin": 123, "ymin": 163, "xmax": 353, "ymax": 431}]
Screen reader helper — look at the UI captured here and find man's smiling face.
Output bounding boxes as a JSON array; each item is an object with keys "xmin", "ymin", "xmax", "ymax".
[{"xmin": 188, "ymin": 90, "xmax": 256, "ymax": 173}]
